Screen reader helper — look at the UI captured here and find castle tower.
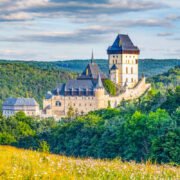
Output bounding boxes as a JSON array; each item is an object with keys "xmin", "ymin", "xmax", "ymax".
[
  {"xmin": 94, "ymin": 74, "xmax": 106, "ymax": 109},
  {"xmin": 107, "ymin": 34, "xmax": 140, "ymax": 88}
]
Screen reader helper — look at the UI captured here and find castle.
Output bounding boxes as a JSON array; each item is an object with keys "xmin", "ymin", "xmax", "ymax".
[{"xmin": 43, "ymin": 34, "xmax": 151, "ymax": 119}]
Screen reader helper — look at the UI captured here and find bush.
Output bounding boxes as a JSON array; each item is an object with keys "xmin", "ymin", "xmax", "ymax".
[
  {"xmin": 103, "ymin": 79, "xmax": 116, "ymax": 96},
  {"xmin": 38, "ymin": 140, "xmax": 50, "ymax": 153}
]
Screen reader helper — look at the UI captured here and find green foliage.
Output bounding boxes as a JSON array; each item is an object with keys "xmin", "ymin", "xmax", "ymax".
[
  {"xmin": 151, "ymin": 129, "xmax": 180, "ymax": 164},
  {"xmin": 48, "ymin": 107, "xmax": 179, "ymax": 164},
  {"xmin": 1, "ymin": 59, "xmax": 179, "ymax": 77},
  {"xmin": 38, "ymin": 140, "xmax": 50, "ymax": 153},
  {"xmin": 0, "ymin": 62, "xmax": 76, "ymax": 109},
  {"xmin": 103, "ymin": 79, "xmax": 116, "ymax": 96},
  {"xmin": 161, "ymin": 86, "xmax": 180, "ymax": 113},
  {"xmin": 0, "ymin": 132, "xmax": 16, "ymax": 144},
  {"xmin": 0, "ymin": 112, "xmax": 56, "ymax": 150}
]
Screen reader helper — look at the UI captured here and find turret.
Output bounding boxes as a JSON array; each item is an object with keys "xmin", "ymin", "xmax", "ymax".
[{"xmin": 94, "ymin": 74, "xmax": 106, "ymax": 109}]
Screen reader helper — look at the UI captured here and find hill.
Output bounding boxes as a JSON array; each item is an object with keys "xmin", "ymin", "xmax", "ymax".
[
  {"xmin": 0, "ymin": 146, "xmax": 179, "ymax": 179},
  {"xmin": 1, "ymin": 59, "xmax": 180, "ymax": 77},
  {"xmin": 0, "ymin": 63, "xmax": 76, "ymax": 109}
]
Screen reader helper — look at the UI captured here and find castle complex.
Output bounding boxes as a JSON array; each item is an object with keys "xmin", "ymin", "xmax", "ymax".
[
  {"xmin": 2, "ymin": 34, "xmax": 151, "ymax": 119},
  {"xmin": 42, "ymin": 34, "xmax": 151, "ymax": 119}
]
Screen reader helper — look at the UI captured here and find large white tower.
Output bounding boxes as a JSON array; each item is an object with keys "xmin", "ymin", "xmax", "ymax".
[{"xmin": 107, "ymin": 34, "xmax": 140, "ymax": 88}]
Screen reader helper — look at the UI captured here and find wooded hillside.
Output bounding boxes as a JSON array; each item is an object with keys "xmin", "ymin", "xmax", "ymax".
[{"xmin": 0, "ymin": 63, "xmax": 76, "ymax": 109}]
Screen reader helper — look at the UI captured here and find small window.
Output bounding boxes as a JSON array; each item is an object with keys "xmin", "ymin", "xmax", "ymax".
[
  {"xmin": 126, "ymin": 67, "xmax": 128, "ymax": 74},
  {"xmin": 136, "ymin": 59, "xmax": 138, "ymax": 64},
  {"xmin": 131, "ymin": 78, "xmax": 133, "ymax": 82},
  {"xmin": 131, "ymin": 67, "xmax": 133, "ymax": 74},
  {"xmin": 56, "ymin": 101, "xmax": 61, "ymax": 106}
]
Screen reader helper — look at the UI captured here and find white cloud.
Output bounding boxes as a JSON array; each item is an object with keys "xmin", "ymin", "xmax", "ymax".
[
  {"xmin": 157, "ymin": 32, "xmax": 173, "ymax": 37},
  {"xmin": 0, "ymin": 0, "xmax": 167, "ymax": 22}
]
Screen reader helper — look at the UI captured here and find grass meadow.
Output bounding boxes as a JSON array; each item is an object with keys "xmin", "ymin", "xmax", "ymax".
[{"xmin": 0, "ymin": 146, "xmax": 179, "ymax": 180}]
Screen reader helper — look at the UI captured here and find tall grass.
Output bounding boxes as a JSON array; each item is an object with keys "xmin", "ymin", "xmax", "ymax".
[{"xmin": 0, "ymin": 146, "xmax": 179, "ymax": 179}]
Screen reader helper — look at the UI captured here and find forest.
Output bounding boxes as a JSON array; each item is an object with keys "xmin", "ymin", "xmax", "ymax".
[
  {"xmin": 0, "ymin": 66, "xmax": 179, "ymax": 164},
  {"xmin": 1, "ymin": 59, "xmax": 180, "ymax": 76},
  {"xmin": 0, "ymin": 62, "xmax": 76, "ymax": 109}
]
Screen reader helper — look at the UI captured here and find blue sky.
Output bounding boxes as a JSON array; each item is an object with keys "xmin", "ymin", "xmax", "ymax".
[{"xmin": 0, "ymin": 0, "xmax": 180, "ymax": 60}]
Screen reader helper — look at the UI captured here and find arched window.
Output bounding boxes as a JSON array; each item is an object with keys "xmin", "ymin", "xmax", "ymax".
[
  {"xmin": 126, "ymin": 67, "xmax": 128, "ymax": 74},
  {"xmin": 131, "ymin": 67, "xmax": 133, "ymax": 74},
  {"xmin": 56, "ymin": 101, "xmax": 61, "ymax": 106}
]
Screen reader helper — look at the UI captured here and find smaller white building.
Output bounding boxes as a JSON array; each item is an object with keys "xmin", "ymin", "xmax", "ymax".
[{"xmin": 2, "ymin": 97, "xmax": 40, "ymax": 117}]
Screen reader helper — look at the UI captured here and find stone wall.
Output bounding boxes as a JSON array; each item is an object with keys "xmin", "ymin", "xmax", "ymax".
[{"xmin": 108, "ymin": 77, "xmax": 151, "ymax": 108}]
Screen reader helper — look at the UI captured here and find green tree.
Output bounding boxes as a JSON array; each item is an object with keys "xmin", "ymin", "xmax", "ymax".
[
  {"xmin": 0, "ymin": 132, "xmax": 16, "ymax": 144},
  {"xmin": 103, "ymin": 79, "xmax": 116, "ymax": 96},
  {"xmin": 151, "ymin": 129, "xmax": 180, "ymax": 164}
]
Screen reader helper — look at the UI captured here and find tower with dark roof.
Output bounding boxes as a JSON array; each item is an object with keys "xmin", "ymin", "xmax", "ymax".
[{"xmin": 107, "ymin": 34, "xmax": 140, "ymax": 88}]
